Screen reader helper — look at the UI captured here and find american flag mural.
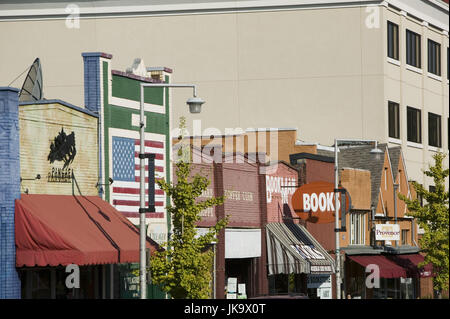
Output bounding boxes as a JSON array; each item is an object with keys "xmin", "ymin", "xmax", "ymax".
[{"xmin": 111, "ymin": 136, "xmax": 166, "ymax": 218}]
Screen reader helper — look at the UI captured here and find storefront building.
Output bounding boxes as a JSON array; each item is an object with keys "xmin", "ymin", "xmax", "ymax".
[
  {"xmin": 289, "ymin": 145, "xmax": 434, "ymax": 299},
  {"xmin": 263, "ymin": 161, "xmax": 335, "ymax": 298},
  {"xmin": 184, "ymin": 146, "xmax": 335, "ymax": 299},
  {"xmin": 0, "ymin": 53, "xmax": 168, "ymax": 298},
  {"xmin": 82, "ymin": 53, "xmax": 172, "ymax": 247}
]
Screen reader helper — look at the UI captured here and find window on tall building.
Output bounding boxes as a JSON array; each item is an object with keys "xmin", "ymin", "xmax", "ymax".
[
  {"xmin": 428, "ymin": 112, "xmax": 442, "ymax": 148},
  {"xmin": 407, "ymin": 107, "xmax": 421, "ymax": 143},
  {"xmin": 388, "ymin": 101, "xmax": 400, "ymax": 139},
  {"xmin": 388, "ymin": 21, "xmax": 399, "ymax": 60},
  {"xmin": 350, "ymin": 213, "xmax": 365, "ymax": 245},
  {"xmin": 406, "ymin": 30, "xmax": 421, "ymax": 68},
  {"xmin": 428, "ymin": 39, "xmax": 441, "ymax": 76}
]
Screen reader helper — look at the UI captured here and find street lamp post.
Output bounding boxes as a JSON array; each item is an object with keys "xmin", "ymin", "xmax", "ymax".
[
  {"xmin": 139, "ymin": 83, "xmax": 205, "ymax": 299},
  {"xmin": 333, "ymin": 138, "xmax": 383, "ymax": 299}
]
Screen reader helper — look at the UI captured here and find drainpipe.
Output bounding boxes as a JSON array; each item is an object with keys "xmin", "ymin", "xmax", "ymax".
[
  {"xmin": 371, "ymin": 205, "xmax": 375, "ymax": 247},
  {"xmin": 412, "ymin": 219, "xmax": 418, "ymax": 247},
  {"xmin": 393, "ymin": 184, "xmax": 399, "ymax": 247}
]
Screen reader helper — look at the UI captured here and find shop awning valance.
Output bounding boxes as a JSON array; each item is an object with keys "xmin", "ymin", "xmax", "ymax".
[
  {"xmin": 266, "ymin": 222, "xmax": 335, "ymax": 275},
  {"xmin": 347, "ymin": 255, "xmax": 407, "ymax": 278},
  {"xmin": 388, "ymin": 254, "xmax": 433, "ymax": 278},
  {"xmin": 15, "ymin": 194, "xmax": 160, "ymax": 267}
]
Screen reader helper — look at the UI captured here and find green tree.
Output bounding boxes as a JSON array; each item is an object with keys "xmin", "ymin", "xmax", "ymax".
[
  {"xmin": 399, "ymin": 152, "xmax": 449, "ymax": 297},
  {"xmin": 149, "ymin": 118, "xmax": 228, "ymax": 299}
]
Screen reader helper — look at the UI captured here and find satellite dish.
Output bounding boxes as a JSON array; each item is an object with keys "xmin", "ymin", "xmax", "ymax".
[{"xmin": 19, "ymin": 58, "xmax": 43, "ymax": 102}]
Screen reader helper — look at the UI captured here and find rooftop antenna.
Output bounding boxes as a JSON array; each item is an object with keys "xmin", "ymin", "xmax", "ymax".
[{"xmin": 19, "ymin": 58, "xmax": 43, "ymax": 102}]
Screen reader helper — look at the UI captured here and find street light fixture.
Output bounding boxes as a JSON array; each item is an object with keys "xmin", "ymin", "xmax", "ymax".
[
  {"xmin": 138, "ymin": 82, "xmax": 205, "ymax": 299},
  {"xmin": 333, "ymin": 138, "xmax": 382, "ymax": 299}
]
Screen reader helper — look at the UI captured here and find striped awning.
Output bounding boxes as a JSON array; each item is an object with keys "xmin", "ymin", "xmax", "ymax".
[{"xmin": 266, "ymin": 223, "xmax": 335, "ymax": 275}]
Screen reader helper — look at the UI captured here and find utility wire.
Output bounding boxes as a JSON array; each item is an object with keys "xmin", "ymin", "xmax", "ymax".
[{"xmin": 7, "ymin": 64, "xmax": 32, "ymax": 87}]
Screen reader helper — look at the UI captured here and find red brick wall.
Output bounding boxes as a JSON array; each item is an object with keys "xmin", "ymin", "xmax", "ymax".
[
  {"xmin": 305, "ymin": 159, "xmax": 334, "ymax": 184},
  {"xmin": 265, "ymin": 163, "xmax": 298, "ymax": 223},
  {"xmin": 222, "ymin": 162, "xmax": 261, "ymax": 228}
]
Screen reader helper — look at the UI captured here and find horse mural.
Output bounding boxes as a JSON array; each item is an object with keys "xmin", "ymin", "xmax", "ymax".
[{"xmin": 47, "ymin": 127, "xmax": 77, "ymax": 169}]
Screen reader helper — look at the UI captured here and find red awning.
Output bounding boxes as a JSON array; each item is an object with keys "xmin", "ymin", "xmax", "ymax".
[
  {"xmin": 388, "ymin": 254, "xmax": 433, "ymax": 278},
  {"xmin": 15, "ymin": 194, "xmax": 160, "ymax": 267},
  {"xmin": 347, "ymin": 255, "xmax": 407, "ymax": 278}
]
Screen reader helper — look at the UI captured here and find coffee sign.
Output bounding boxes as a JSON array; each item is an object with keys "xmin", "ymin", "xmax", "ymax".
[{"xmin": 292, "ymin": 182, "xmax": 349, "ymax": 224}]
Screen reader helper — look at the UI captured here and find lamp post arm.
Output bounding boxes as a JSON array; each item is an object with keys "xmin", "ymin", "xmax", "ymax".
[{"xmin": 140, "ymin": 83, "xmax": 198, "ymax": 97}]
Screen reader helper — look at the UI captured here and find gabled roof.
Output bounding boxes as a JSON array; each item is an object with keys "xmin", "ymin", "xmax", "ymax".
[
  {"xmin": 388, "ymin": 146, "xmax": 402, "ymax": 181},
  {"xmin": 337, "ymin": 144, "xmax": 388, "ymax": 208}
]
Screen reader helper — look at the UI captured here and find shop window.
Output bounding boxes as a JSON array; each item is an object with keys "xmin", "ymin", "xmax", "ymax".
[
  {"xmin": 400, "ymin": 278, "xmax": 415, "ymax": 299},
  {"xmin": 401, "ymin": 229, "xmax": 409, "ymax": 246},
  {"xmin": 428, "ymin": 39, "xmax": 441, "ymax": 76},
  {"xmin": 387, "ymin": 21, "xmax": 399, "ymax": 60},
  {"xmin": 268, "ymin": 274, "xmax": 305, "ymax": 296},
  {"xmin": 428, "ymin": 112, "xmax": 442, "ymax": 148},
  {"xmin": 406, "ymin": 30, "xmax": 421, "ymax": 68},
  {"xmin": 388, "ymin": 101, "xmax": 400, "ymax": 139},
  {"xmin": 350, "ymin": 213, "xmax": 366, "ymax": 245},
  {"xmin": 407, "ymin": 107, "xmax": 421, "ymax": 144}
]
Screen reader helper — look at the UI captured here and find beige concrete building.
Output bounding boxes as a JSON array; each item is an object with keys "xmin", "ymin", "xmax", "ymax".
[{"xmin": 0, "ymin": 0, "xmax": 448, "ymax": 188}]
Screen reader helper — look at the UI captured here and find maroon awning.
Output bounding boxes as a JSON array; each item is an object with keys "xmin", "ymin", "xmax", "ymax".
[
  {"xmin": 388, "ymin": 254, "xmax": 433, "ymax": 278},
  {"xmin": 347, "ymin": 255, "xmax": 407, "ymax": 278},
  {"xmin": 15, "ymin": 194, "xmax": 160, "ymax": 267}
]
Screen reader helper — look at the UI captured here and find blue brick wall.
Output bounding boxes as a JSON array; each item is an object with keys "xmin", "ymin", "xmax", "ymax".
[
  {"xmin": 82, "ymin": 52, "xmax": 110, "ymax": 198},
  {"xmin": 82, "ymin": 53, "xmax": 101, "ymax": 114},
  {"xmin": 0, "ymin": 87, "xmax": 21, "ymax": 299}
]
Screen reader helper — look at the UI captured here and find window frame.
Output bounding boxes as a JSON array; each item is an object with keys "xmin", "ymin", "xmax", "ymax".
[
  {"xmin": 428, "ymin": 112, "xmax": 442, "ymax": 148},
  {"xmin": 387, "ymin": 21, "xmax": 399, "ymax": 60},
  {"xmin": 406, "ymin": 29, "xmax": 421, "ymax": 69},
  {"xmin": 388, "ymin": 101, "xmax": 400, "ymax": 139},
  {"xmin": 428, "ymin": 39, "xmax": 441, "ymax": 76},
  {"xmin": 407, "ymin": 106, "xmax": 422, "ymax": 144},
  {"xmin": 350, "ymin": 212, "xmax": 366, "ymax": 246}
]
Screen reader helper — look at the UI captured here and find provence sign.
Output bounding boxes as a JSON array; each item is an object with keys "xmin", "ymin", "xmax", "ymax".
[
  {"xmin": 375, "ymin": 224, "xmax": 400, "ymax": 241},
  {"xmin": 292, "ymin": 181, "xmax": 349, "ymax": 224}
]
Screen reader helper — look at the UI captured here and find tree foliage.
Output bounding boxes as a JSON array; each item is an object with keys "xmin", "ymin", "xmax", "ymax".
[
  {"xmin": 399, "ymin": 152, "xmax": 449, "ymax": 295},
  {"xmin": 149, "ymin": 118, "xmax": 228, "ymax": 299}
]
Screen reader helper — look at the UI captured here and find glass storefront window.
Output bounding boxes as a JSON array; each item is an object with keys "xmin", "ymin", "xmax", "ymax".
[
  {"xmin": 400, "ymin": 278, "xmax": 415, "ymax": 299},
  {"xmin": 31, "ymin": 269, "xmax": 51, "ymax": 299},
  {"xmin": 386, "ymin": 278, "xmax": 398, "ymax": 299},
  {"xmin": 370, "ymin": 278, "xmax": 416, "ymax": 299},
  {"xmin": 268, "ymin": 274, "xmax": 305, "ymax": 296}
]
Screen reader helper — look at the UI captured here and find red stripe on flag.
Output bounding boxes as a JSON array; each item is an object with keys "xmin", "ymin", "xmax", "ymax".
[
  {"xmin": 135, "ymin": 177, "xmax": 164, "ymax": 183},
  {"xmin": 134, "ymin": 165, "xmax": 164, "ymax": 172},
  {"xmin": 134, "ymin": 140, "xmax": 164, "ymax": 148}
]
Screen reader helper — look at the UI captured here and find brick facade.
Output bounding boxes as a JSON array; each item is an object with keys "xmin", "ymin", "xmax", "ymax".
[{"xmin": 0, "ymin": 87, "xmax": 21, "ymax": 298}]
